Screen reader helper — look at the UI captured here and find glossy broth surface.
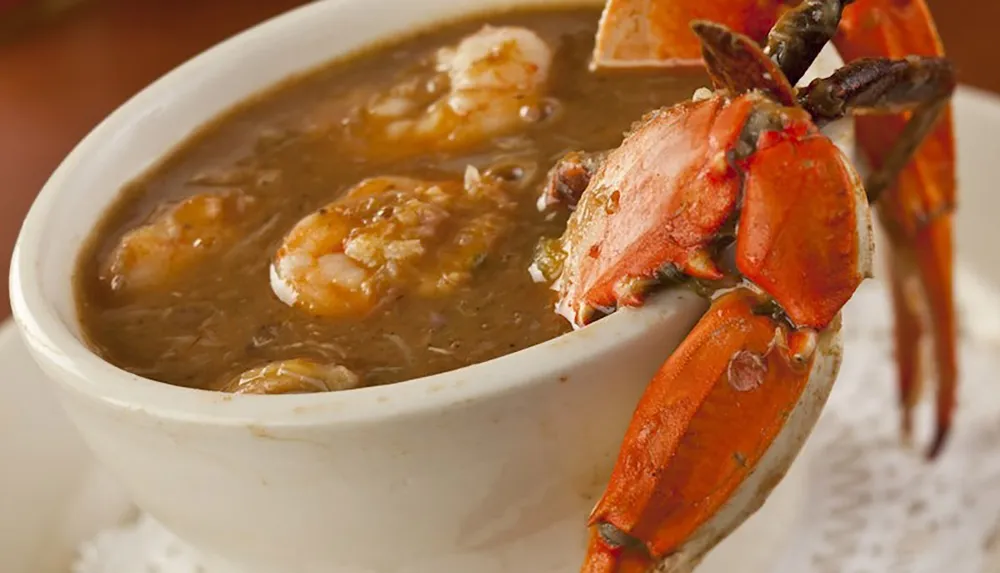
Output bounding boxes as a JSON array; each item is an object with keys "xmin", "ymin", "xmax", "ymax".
[{"xmin": 75, "ymin": 7, "xmax": 706, "ymax": 391}]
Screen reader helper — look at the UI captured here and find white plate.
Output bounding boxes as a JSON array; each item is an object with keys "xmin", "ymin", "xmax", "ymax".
[{"xmin": 2, "ymin": 87, "xmax": 999, "ymax": 573}]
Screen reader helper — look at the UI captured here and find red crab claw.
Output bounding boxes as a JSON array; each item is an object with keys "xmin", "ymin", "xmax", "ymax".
[
  {"xmin": 833, "ymin": 0, "xmax": 957, "ymax": 458},
  {"xmin": 582, "ymin": 289, "xmax": 843, "ymax": 572},
  {"xmin": 593, "ymin": 0, "xmax": 956, "ymax": 459},
  {"xmin": 561, "ymin": 17, "xmax": 879, "ymax": 570},
  {"xmin": 559, "ymin": 97, "xmax": 870, "ymax": 573}
]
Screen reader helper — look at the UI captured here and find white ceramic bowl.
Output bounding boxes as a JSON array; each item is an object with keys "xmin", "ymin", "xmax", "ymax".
[{"xmin": 9, "ymin": 1, "xmax": 846, "ymax": 571}]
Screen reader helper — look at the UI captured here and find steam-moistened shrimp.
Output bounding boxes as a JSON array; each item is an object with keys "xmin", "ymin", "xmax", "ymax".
[
  {"xmin": 221, "ymin": 358, "xmax": 361, "ymax": 395},
  {"xmin": 101, "ymin": 190, "xmax": 255, "ymax": 294},
  {"xmin": 354, "ymin": 26, "xmax": 554, "ymax": 153},
  {"xmin": 270, "ymin": 169, "xmax": 514, "ymax": 318}
]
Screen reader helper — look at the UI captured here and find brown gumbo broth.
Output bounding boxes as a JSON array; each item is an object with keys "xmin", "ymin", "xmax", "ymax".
[{"xmin": 75, "ymin": 7, "xmax": 705, "ymax": 392}]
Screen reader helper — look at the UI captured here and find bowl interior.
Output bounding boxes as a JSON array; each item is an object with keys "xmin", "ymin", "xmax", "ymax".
[
  {"xmin": 17, "ymin": 0, "xmax": 594, "ymax": 343},
  {"xmin": 9, "ymin": 0, "xmax": 845, "ymax": 424}
]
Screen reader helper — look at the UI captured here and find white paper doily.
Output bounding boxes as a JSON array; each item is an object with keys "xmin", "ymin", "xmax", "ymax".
[
  {"xmin": 772, "ymin": 272, "xmax": 1000, "ymax": 573},
  {"xmin": 71, "ymin": 271, "xmax": 1000, "ymax": 573}
]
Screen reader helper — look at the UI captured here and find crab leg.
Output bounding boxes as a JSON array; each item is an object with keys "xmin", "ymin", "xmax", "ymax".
[
  {"xmin": 797, "ymin": 56, "xmax": 956, "ymax": 203},
  {"xmin": 793, "ymin": 55, "xmax": 956, "ymax": 441},
  {"xmin": 691, "ymin": 21, "xmax": 796, "ymax": 106},
  {"xmin": 583, "ymin": 290, "xmax": 842, "ymax": 572},
  {"xmin": 761, "ymin": 0, "xmax": 853, "ymax": 85},
  {"xmin": 832, "ymin": 0, "xmax": 957, "ymax": 457},
  {"xmin": 886, "ymin": 244, "xmax": 927, "ymax": 437}
]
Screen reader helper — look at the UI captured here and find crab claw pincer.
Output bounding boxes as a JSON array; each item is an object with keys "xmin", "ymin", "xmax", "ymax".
[{"xmin": 581, "ymin": 289, "xmax": 842, "ymax": 572}]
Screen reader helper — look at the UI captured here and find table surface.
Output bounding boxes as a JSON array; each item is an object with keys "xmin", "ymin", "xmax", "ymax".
[{"xmin": 0, "ymin": 0, "xmax": 994, "ymax": 320}]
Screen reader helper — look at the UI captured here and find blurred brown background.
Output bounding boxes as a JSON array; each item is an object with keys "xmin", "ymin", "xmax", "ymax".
[{"xmin": 0, "ymin": 0, "xmax": 994, "ymax": 320}]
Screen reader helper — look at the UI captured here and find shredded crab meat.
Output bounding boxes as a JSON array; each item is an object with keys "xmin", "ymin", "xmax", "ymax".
[
  {"xmin": 100, "ymin": 190, "xmax": 256, "ymax": 295},
  {"xmin": 351, "ymin": 25, "xmax": 554, "ymax": 153},
  {"xmin": 221, "ymin": 358, "xmax": 361, "ymax": 395},
  {"xmin": 270, "ymin": 171, "xmax": 516, "ymax": 317}
]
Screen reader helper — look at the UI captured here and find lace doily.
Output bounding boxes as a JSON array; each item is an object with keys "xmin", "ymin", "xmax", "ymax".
[
  {"xmin": 773, "ymin": 273, "xmax": 1000, "ymax": 573},
  {"xmin": 72, "ymin": 271, "xmax": 1000, "ymax": 573}
]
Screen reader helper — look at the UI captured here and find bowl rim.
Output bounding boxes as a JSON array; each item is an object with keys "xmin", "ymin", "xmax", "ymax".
[{"xmin": 9, "ymin": 0, "xmax": 712, "ymax": 428}]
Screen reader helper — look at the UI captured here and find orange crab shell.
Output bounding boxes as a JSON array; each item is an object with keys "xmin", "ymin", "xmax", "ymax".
[
  {"xmin": 735, "ymin": 113, "xmax": 875, "ymax": 330},
  {"xmin": 583, "ymin": 288, "xmax": 844, "ymax": 571},
  {"xmin": 554, "ymin": 94, "xmax": 744, "ymax": 326},
  {"xmin": 556, "ymin": 91, "xmax": 872, "ymax": 332}
]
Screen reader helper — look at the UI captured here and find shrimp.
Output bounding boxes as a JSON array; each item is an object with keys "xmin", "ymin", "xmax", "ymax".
[
  {"xmin": 221, "ymin": 358, "xmax": 361, "ymax": 394},
  {"xmin": 100, "ymin": 190, "xmax": 255, "ymax": 295},
  {"xmin": 270, "ymin": 169, "xmax": 515, "ymax": 318},
  {"xmin": 352, "ymin": 25, "xmax": 554, "ymax": 154}
]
